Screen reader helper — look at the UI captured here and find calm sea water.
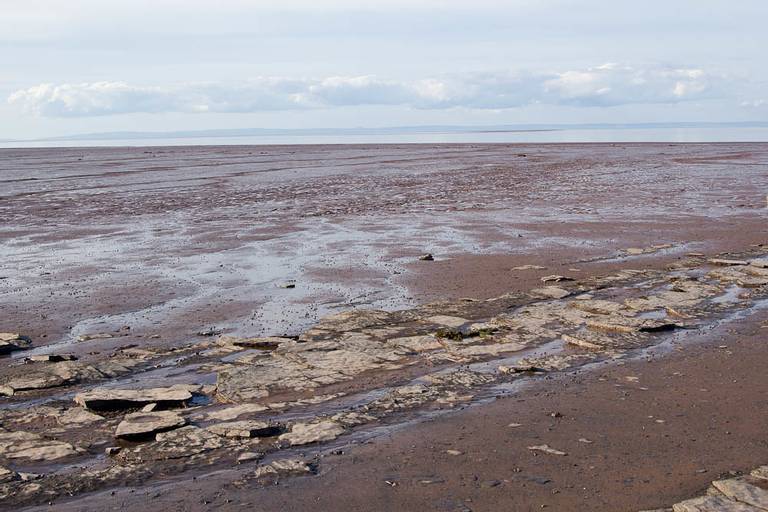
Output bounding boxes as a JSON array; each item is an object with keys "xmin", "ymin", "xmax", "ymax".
[{"xmin": 2, "ymin": 126, "xmax": 768, "ymax": 148}]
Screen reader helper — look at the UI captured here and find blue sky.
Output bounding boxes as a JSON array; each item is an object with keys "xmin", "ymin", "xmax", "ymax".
[{"xmin": 1, "ymin": 0, "xmax": 766, "ymax": 139}]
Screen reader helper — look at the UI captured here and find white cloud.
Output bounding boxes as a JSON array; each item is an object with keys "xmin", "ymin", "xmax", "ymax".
[
  {"xmin": 8, "ymin": 64, "xmax": 724, "ymax": 118},
  {"xmin": 543, "ymin": 64, "xmax": 715, "ymax": 106},
  {"xmin": 740, "ymin": 99, "xmax": 767, "ymax": 108}
]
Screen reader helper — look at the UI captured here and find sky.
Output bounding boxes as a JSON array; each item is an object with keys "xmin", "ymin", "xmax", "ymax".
[{"xmin": 1, "ymin": 0, "xmax": 767, "ymax": 140}]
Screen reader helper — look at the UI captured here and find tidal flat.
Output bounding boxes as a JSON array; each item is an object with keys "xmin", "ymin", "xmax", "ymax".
[{"xmin": 1, "ymin": 143, "xmax": 767, "ymax": 511}]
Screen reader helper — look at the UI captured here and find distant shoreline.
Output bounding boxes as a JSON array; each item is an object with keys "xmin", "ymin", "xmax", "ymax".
[
  {"xmin": 3, "ymin": 122, "xmax": 768, "ymax": 146},
  {"xmin": 3, "ymin": 125, "xmax": 768, "ymax": 149}
]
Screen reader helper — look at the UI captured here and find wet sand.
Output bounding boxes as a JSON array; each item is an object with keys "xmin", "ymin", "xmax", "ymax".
[
  {"xmin": 1, "ymin": 143, "xmax": 767, "ymax": 510},
  {"xmin": 2, "ymin": 143, "xmax": 766, "ymax": 346}
]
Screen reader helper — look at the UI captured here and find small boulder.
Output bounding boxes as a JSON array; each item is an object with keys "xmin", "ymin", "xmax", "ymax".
[{"xmin": 418, "ymin": 253, "xmax": 434, "ymax": 261}]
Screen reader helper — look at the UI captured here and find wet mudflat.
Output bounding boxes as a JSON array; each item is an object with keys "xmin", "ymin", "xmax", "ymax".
[{"xmin": 1, "ymin": 143, "xmax": 767, "ymax": 510}]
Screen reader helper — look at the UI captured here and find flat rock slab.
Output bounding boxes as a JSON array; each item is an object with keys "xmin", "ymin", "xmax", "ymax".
[
  {"xmin": 0, "ymin": 466, "xmax": 17, "ymax": 483},
  {"xmin": 531, "ymin": 286, "xmax": 571, "ymax": 299},
  {"xmin": 528, "ymin": 444, "xmax": 567, "ymax": 456},
  {"xmin": 426, "ymin": 315, "xmax": 469, "ymax": 328},
  {"xmin": 150, "ymin": 426, "xmax": 231, "ymax": 459},
  {"xmin": 562, "ymin": 333, "xmax": 604, "ymax": 350},
  {"xmin": 216, "ymin": 336, "xmax": 291, "ymax": 350},
  {"xmin": 278, "ymin": 421, "xmax": 344, "ymax": 446},
  {"xmin": 737, "ymin": 276, "xmax": 768, "ymax": 288},
  {"xmin": 0, "ymin": 373, "xmax": 71, "ymax": 396},
  {"xmin": 712, "ymin": 478, "xmax": 768, "ymax": 510},
  {"xmin": 57, "ymin": 408, "xmax": 105, "ymax": 426},
  {"xmin": 301, "ymin": 309, "xmax": 395, "ymax": 338},
  {"xmin": 75, "ymin": 387, "xmax": 193, "ymax": 411},
  {"xmin": 115, "ymin": 411, "xmax": 187, "ymax": 440},
  {"xmin": 0, "ymin": 360, "xmax": 139, "ymax": 396},
  {"xmin": 569, "ymin": 299, "xmax": 628, "ymax": 315},
  {"xmin": 76, "ymin": 333, "xmax": 113, "ymax": 342},
  {"xmin": 708, "ymin": 258, "xmax": 749, "ymax": 266},
  {"xmin": 587, "ymin": 317, "xmax": 682, "ymax": 334},
  {"xmin": 541, "ymin": 275, "xmax": 575, "ymax": 283},
  {"xmin": 207, "ymin": 420, "xmax": 282, "ymax": 438},
  {"xmin": 648, "ymin": 465, "xmax": 768, "ymax": 512},
  {"xmin": 203, "ymin": 403, "xmax": 270, "ymax": 421},
  {"xmin": 625, "ymin": 244, "xmax": 673, "ymax": 256},
  {"xmin": 0, "ymin": 430, "xmax": 79, "ymax": 461},
  {"xmin": 0, "ymin": 333, "xmax": 31, "ymax": 354},
  {"xmin": 27, "ymin": 354, "xmax": 77, "ymax": 363},
  {"xmin": 254, "ymin": 458, "xmax": 316, "ymax": 479},
  {"xmin": 673, "ymin": 495, "xmax": 760, "ymax": 511}
]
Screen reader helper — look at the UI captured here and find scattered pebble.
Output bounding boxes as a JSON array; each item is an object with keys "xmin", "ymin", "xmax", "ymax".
[
  {"xmin": 511, "ymin": 265, "xmax": 546, "ymax": 271},
  {"xmin": 528, "ymin": 445, "xmax": 567, "ymax": 456}
]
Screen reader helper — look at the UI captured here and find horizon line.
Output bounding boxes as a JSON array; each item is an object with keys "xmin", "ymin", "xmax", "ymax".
[{"xmin": 4, "ymin": 121, "xmax": 768, "ymax": 144}]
